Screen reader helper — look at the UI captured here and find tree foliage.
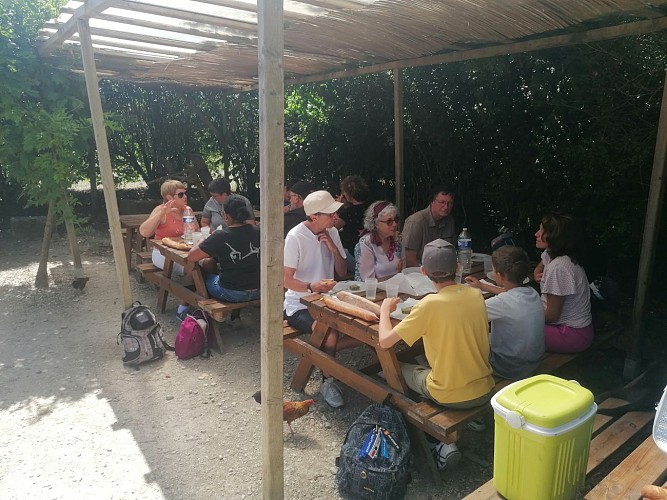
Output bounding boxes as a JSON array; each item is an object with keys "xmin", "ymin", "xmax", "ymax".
[{"xmin": 0, "ymin": 0, "xmax": 90, "ymax": 219}]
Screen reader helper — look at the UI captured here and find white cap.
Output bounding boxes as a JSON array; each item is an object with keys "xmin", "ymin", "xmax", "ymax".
[{"xmin": 303, "ymin": 190, "xmax": 343, "ymax": 216}]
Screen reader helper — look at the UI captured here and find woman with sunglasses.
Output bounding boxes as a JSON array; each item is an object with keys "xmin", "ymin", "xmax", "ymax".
[
  {"xmin": 534, "ymin": 212, "xmax": 593, "ymax": 353},
  {"xmin": 139, "ymin": 179, "xmax": 200, "ymax": 278},
  {"xmin": 354, "ymin": 201, "xmax": 403, "ymax": 281}
]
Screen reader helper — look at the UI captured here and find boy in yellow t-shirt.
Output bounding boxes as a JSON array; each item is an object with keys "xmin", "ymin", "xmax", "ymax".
[{"xmin": 379, "ymin": 239, "xmax": 494, "ymax": 470}]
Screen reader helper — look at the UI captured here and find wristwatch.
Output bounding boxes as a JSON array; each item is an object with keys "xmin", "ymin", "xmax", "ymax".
[{"xmin": 305, "ymin": 282, "xmax": 313, "ymax": 293}]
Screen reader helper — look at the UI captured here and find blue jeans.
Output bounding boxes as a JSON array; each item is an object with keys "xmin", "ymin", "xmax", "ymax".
[
  {"xmin": 286, "ymin": 308, "xmax": 314, "ymax": 333},
  {"xmin": 205, "ymin": 274, "xmax": 260, "ymax": 303}
]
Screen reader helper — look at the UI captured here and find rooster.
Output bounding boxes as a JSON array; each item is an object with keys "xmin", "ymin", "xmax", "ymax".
[{"xmin": 252, "ymin": 390, "xmax": 315, "ymax": 434}]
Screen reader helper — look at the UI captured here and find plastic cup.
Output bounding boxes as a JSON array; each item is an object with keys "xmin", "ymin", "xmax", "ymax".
[
  {"xmin": 386, "ymin": 283, "xmax": 399, "ymax": 298},
  {"xmin": 201, "ymin": 226, "xmax": 211, "ymax": 238},
  {"xmin": 365, "ymin": 278, "xmax": 378, "ymax": 300},
  {"xmin": 483, "ymin": 256, "xmax": 493, "ymax": 274}
]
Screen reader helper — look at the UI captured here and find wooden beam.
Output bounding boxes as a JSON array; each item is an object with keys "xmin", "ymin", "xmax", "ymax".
[
  {"xmin": 78, "ymin": 18, "xmax": 134, "ymax": 310},
  {"xmin": 625, "ymin": 70, "xmax": 667, "ymax": 378},
  {"xmin": 287, "ymin": 17, "xmax": 667, "ymax": 86},
  {"xmin": 257, "ymin": 0, "xmax": 285, "ymax": 497},
  {"xmin": 38, "ymin": 0, "xmax": 114, "ymax": 56},
  {"xmin": 393, "ymin": 68, "xmax": 404, "ymax": 220}
]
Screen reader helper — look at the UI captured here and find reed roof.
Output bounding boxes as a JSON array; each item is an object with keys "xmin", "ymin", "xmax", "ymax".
[{"xmin": 39, "ymin": 0, "xmax": 667, "ymax": 90}]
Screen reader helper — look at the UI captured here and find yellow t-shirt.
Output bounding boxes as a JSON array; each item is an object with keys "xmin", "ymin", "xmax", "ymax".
[{"xmin": 394, "ymin": 284, "xmax": 494, "ymax": 404}]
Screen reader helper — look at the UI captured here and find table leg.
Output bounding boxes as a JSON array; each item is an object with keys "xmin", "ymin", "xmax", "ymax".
[
  {"xmin": 192, "ymin": 265, "xmax": 209, "ymax": 299},
  {"xmin": 123, "ymin": 227, "xmax": 132, "ymax": 271},
  {"xmin": 290, "ymin": 320, "xmax": 331, "ymax": 391},
  {"xmin": 375, "ymin": 348, "xmax": 409, "ymax": 394},
  {"xmin": 157, "ymin": 257, "xmax": 174, "ymax": 313}
]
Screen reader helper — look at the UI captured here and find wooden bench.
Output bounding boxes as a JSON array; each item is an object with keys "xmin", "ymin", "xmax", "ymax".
[
  {"xmin": 136, "ymin": 250, "xmax": 152, "ymax": 265},
  {"xmin": 464, "ymin": 398, "xmax": 662, "ymax": 499},
  {"xmin": 198, "ymin": 298, "xmax": 260, "ymax": 352},
  {"xmin": 400, "ymin": 351, "xmax": 580, "ymax": 445}
]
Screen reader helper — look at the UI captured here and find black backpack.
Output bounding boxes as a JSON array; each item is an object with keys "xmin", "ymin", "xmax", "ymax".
[
  {"xmin": 335, "ymin": 402, "xmax": 412, "ymax": 500},
  {"xmin": 117, "ymin": 302, "xmax": 173, "ymax": 366}
]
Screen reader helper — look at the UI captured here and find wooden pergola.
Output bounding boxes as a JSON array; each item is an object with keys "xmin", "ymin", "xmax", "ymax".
[{"xmin": 39, "ymin": 1, "xmax": 667, "ymax": 497}]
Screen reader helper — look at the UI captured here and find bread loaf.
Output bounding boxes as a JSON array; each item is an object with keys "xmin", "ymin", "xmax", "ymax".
[
  {"xmin": 322, "ymin": 296, "xmax": 379, "ymax": 322},
  {"xmin": 336, "ymin": 291, "xmax": 381, "ymax": 316}
]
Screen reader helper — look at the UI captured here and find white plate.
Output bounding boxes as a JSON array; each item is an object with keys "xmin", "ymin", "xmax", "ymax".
[
  {"xmin": 402, "ymin": 267, "xmax": 422, "ymax": 275},
  {"xmin": 390, "ymin": 298, "xmax": 420, "ymax": 320},
  {"xmin": 332, "ymin": 281, "xmax": 366, "ymax": 293}
]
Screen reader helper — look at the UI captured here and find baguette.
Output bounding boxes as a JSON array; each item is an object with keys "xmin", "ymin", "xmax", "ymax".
[
  {"xmin": 162, "ymin": 237, "xmax": 191, "ymax": 251},
  {"xmin": 322, "ymin": 296, "xmax": 379, "ymax": 322},
  {"xmin": 336, "ymin": 290, "xmax": 381, "ymax": 316}
]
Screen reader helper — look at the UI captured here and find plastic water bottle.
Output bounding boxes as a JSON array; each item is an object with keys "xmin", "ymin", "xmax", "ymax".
[
  {"xmin": 182, "ymin": 206, "xmax": 196, "ymax": 245},
  {"xmin": 457, "ymin": 227, "xmax": 472, "ymax": 275}
]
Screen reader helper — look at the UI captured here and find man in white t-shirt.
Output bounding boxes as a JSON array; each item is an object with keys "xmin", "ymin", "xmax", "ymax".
[{"xmin": 283, "ymin": 190, "xmax": 355, "ymax": 407}]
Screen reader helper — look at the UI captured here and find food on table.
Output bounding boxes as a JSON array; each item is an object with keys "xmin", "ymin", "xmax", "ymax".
[
  {"xmin": 323, "ymin": 296, "xmax": 379, "ymax": 322},
  {"xmin": 322, "ymin": 279, "xmax": 335, "ymax": 284},
  {"xmin": 349, "ymin": 284, "xmax": 361, "ymax": 291},
  {"xmin": 162, "ymin": 236, "xmax": 191, "ymax": 250},
  {"xmin": 336, "ymin": 290, "xmax": 381, "ymax": 316},
  {"xmin": 401, "ymin": 306, "xmax": 413, "ymax": 315}
]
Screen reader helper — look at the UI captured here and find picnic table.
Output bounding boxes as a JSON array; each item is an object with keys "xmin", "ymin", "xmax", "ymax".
[
  {"xmin": 149, "ymin": 238, "xmax": 209, "ymax": 312},
  {"xmin": 286, "ymin": 261, "xmax": 490, "ymax": 402},
  {"xmin": 120, "ymin": 211, "xmax": 206, "ymax": 271}
]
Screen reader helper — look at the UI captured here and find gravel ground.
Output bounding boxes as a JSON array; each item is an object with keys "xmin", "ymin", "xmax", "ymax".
[{"xmin": 0, "ymin": 228, "xmax": 628, "ymax": 499}]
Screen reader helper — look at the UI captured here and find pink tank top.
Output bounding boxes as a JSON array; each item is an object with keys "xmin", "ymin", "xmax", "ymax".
[{"xmin": 154, "ymin": 212, "xmax": 184, "ymax": 239}]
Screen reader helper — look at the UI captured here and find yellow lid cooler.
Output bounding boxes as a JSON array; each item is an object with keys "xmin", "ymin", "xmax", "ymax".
[{"xmin": 491, "ymin": 374, "xmax": 597, "ymax": 500}]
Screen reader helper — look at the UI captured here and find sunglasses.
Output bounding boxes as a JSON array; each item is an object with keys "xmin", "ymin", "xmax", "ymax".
[
  {"xmin": 174, "ymin": 191, "xmax": 187, "ymax": 199},
  {"xmin": 378, "ymin": 217, "xmax": 400, "ymax": 225}
]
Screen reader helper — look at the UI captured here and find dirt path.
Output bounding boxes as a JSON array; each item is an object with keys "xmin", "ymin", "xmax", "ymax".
[{"xmin": 0, "ymin": 230, "xmax": 500, "ymax": 499}]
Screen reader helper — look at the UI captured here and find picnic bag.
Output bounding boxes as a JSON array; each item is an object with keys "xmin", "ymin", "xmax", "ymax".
[
  {"xmin": 174, "ymin": 309, "xmax": 210, "ymax": 360},
  {"xmin": 335, "ymin": 401, "xmax": 412, "ymax": 500},
  {"xmin": 117, "ymin": 301, "xmax": 172, "ymax": 366}
]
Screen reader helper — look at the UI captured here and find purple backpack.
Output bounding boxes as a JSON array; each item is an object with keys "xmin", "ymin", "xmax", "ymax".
[{"xmin": 175, "ymin": 310, "xmax": 210, "ymax": 359}]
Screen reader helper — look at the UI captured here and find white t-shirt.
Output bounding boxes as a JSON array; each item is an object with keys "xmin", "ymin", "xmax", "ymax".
[
  {"xmin": 541, "ymin": 255, "xmax": 592, "ymax": 328},
  {"xmin": 283, "ymin": 223, "xmax": 346, "ymax": 316},
  {"xmin": 485, "ymin": 287, "xmax": 545, "ymax": 379}
]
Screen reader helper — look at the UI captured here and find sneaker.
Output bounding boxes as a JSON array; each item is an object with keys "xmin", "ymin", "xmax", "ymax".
[
  {"xmin": 176, "ymin": 308, "xmax": 191, "ymax": 322},
  {"xmin": 320, "ymin": 377, "xmax": 344, "ymax": 408},
  {"xmin": 467, "ymin": 417, "xmax": 486, "ymax": 432},
  {"xmin": 431, "ymin": 441, "xmax": 461, "ymax": 471}
]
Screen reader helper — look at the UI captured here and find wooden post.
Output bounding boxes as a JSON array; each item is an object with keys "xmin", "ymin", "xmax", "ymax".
[
  {"xmin": 393, "ymin": 69, "xmax": 405, "ymax": 219},
  {"xmin": 78, "ymin": 19, "xmax": 133, "ymax": 310},
  {"xmin": 257, "ymin": 0, "xmax": 285, "ymax": 498},
  {"xmin": 35, "ymin": 199, "xmax": 56, "ymax": 288},
  {"xmin": 625, "ymin": 70, "xmax": 667, "ymax": 378}
]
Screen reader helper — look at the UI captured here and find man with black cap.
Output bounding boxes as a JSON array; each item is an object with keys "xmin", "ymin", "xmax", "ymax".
[
  {"xmin": 284, "ymin": 180, "xmax": 315, "ymax": 236},
  {"xmin": 378, "ymin": 238, "xmax": 494, "ymax": 470},
  {"xmin": 284, "ymin": 190, "xmax": 357, "ymax": 408}
]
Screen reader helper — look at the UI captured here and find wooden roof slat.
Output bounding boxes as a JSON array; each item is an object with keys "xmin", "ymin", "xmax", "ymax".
[
  {"xmin": 64, "ymin": 34, "xmax": 195, "ymax": 56},
  {"xmin": 111, "ymin": 0, "xmax": 257, "ymax": 33},
  {"xmin": 59, "ymin": 5, "xmax": 257, "ymax": 44}
]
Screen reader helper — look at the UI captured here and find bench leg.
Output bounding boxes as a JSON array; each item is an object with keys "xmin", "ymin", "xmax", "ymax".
[
  {"xmin": 290, "ymin": 321, "xmax": 330, "ymax": 391},
  {"xmin": 407, "ymin": 425, "xmax": 442, "ymax": 484},
  {"xmin": 209, "ymin": 319, "xmax": 224, "ymax": 354}
]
